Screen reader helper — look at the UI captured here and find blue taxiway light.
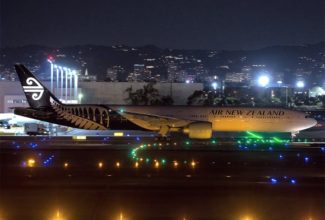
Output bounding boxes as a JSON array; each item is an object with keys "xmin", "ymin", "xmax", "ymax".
[
  {"xmin": 28, "ymin": 143, "xmax": 38, "ymax": 149},
  {"xmin": 270, "ymin": 178, "xmax": 277, "ymax": 184},
  {"xmin": 321, "ymin": 147, "xmax": 325, "ymax": 152},
  {"xmin": 290, "ymin": 179, "xmax": 296, "ymax": 184},
  {"xmin": 304, "ymin": 157, "xmax": 310, "ymax": 163},
  {"xmin": 279, "ymin": 154, "xmax": 283, "ymax": 159}
]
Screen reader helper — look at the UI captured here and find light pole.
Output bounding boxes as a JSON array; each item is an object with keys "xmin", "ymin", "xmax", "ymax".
[
  {"xmin": 49, "ymin": 61, "xmax": 78, "ymax": 103},
  {"xmin": 73, "ymin": 70, "xmax": 78, "ymax": 100},
  {"xmin": 69, "ymin": 69, "xmax": 72, "ymax": 101},
  {"xmin": 59, "ymin": 67, "xmax": 63, "ymax": 99},
  {"xmin": 47, "ymin": 59, "xmax": 53, "ymax": 92},
  {"xmin": 285, "ymin": 86, "xmax": 288, "ymax": 107},
  {"xmin": 78, "ymin": 93, "xmax": 83, "ymax": 104},
  {"xmin": 63, "ymin": 67, "xmax": 68, "ymax": 101},
  {"xmin": 55, "ymin": 65, "xmax": 59, "ymax": 96}
]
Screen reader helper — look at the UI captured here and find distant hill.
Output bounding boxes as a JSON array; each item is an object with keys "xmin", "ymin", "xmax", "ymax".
[{"xmin": 0, "ymin": 42, "xmax": 324, "ymax": 81}]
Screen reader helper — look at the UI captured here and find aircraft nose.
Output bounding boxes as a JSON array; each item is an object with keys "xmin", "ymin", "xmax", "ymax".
[{"xmin": 308, "ymin": 118, "xmax": 317, "ymax": 127}]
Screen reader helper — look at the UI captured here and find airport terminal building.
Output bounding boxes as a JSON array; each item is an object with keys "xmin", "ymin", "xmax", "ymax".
[{"xmin": 0, "ymin": 81, "xmax": 203, "ymax": 113}]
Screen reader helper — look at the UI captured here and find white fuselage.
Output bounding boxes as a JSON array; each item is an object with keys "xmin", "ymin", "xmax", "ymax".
[{"xmin": 111, "ymin": 106, "xmax": 317, "ymax": 133}]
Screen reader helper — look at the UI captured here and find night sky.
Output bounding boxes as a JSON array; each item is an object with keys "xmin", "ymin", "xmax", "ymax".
[{"xmin": 1, "ymin": 0, "xmax": 324, "ymax": 50}]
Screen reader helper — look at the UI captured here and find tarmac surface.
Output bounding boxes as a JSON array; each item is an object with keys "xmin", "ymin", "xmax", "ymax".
[{"xmin": 0, "ymin": 136, "xmax": 324, "ymax": 219}]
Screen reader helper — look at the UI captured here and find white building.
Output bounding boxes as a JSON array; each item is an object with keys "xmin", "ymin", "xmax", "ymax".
[
  {"xmin": 0, "ymin": 81, "xmax": 203, "ymax": 113},
  {"xmin": 4, "ymin": 95, "xmax": 28, "ymax": 113}
]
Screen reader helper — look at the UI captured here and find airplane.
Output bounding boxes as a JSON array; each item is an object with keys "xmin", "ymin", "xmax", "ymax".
[{"xmin": 13, "ymin": 64, "xmax": 317, "ymax": 139}]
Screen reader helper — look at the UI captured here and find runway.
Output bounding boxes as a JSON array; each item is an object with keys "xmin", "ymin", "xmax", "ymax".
[{"xmin": 0, "ymin": 136, "xmax": 324, "ymax": 219}]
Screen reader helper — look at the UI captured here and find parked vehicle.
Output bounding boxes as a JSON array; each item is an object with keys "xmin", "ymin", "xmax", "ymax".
[
  {"xmin": 0, "ymin": 120, "xmax": 11, "ymax": 129},
  {"xmin": 24, "ymin": 123, "xmax": 48, "ymax": 136}
]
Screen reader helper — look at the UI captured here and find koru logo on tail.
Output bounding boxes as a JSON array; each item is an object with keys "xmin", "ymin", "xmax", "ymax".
[{"xmin": 23, "ymin": 77, "xmax": 44, "ymax": 100}]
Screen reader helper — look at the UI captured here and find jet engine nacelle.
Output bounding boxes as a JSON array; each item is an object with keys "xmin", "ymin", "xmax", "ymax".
[{"xmin": 183, "ymin": 122, "xmax": 212, "ymax": 139}]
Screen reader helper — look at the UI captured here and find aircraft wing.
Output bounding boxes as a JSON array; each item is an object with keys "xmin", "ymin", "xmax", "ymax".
[{"xmin": 121, "ymin": 111, "xmax": 194, "ymax": 130}]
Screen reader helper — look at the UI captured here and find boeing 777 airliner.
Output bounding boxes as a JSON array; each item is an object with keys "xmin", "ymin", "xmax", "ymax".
[{"xmin": 13, "ymin": 64, "xmax": 317, "ymax": 139}]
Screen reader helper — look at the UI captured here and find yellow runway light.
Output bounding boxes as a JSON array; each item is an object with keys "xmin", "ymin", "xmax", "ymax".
[
  {"xmin": 240, "ymin": 215, "xmax": 254, "ymax": 220},
  {"xmin": 190, "ymin": 160, "xmax": 196, "ymax": 168},
  {"xmin": 173, "ymin": 160, "xmax": 179, "ymax": 168},
  {"xmin": 154, "ymin": 161, "xmax": 160, "ymax": 169},
  {"xmin": 98, "ymin": 162, "xmax": 103, "ymax": 168},
  {"xmin": 72, "ymin": 135, "xmax": 87, "ymax": 140},
  {"xmin": 114, "ymin": 132, "xmax": 124, "ymax": 137},
  {"xmin": 50, "ymin": 210, "xmax": 65, "ymax": 220},
  {"xmin": 27, "ymin": 158, "xmax": 35, "ymax": 167}
]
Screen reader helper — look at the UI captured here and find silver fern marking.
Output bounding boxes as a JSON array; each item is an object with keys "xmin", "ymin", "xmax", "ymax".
[{"xmin": 23, "ymin": 77, "xmax": 44, "ymax": 101}]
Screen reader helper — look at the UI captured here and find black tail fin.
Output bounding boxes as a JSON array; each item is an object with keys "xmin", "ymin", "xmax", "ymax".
[{"xmin": 15, "ymin": 64, "xmax": 62, "ymax": 109}]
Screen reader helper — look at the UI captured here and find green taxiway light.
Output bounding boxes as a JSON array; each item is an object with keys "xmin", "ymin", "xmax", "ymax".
[
  {"xmin": 304, "ymin": 139, "xmax": 308, "ymax": 143},
  {"xmin": 130, "ymin": 150, "xmax": 136, "ymax": 157},
  {"xmin": 246, "ymin": 131, "xmax": 263, "ymax": 139},
  {"xmin": 272, "ymin": 137, "xmax": 283, "ymax": 143}
]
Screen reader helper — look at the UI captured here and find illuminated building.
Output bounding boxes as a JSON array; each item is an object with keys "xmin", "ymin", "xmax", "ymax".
[
  {"xmin": 106, "ymin": 65, "xmax": 126, "ymax": 82},
  {"xmin": 225, "ymin": 72, "xmax": 250, "ymax": 83},
  {"xmin": 79, "ymin": 68, "xmax": 97, "ymax": 82}
]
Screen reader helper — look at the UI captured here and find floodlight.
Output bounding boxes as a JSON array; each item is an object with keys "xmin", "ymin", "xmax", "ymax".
[
  {"xmin": 212, "ymin": 82, "xmax": 217, "ymax": 90},
  {"xmin": 296, "ymin": 80, "xmax": 305, "ymax": 88},
  {"xmin": 258, "ymin": 75, "xmax": 270, "ymax": 87}
]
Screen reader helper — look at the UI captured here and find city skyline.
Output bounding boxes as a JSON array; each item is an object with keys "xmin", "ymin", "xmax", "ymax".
[
  {"xmin": 1, "ymin": 0, "xmax": 324, "ymax": 50},
  {"xmin": 0, "ymin": 42, "xmax": 324, "ymax": 86}
]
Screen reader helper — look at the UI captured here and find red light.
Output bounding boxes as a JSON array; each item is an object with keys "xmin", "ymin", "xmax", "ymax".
[{"xmin": 47, "ymin": 55, "xmax": 54, "ymax": 61}]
